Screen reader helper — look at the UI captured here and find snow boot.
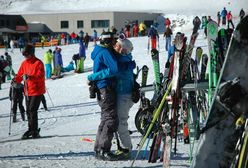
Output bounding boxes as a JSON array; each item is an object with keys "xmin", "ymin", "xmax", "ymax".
[
  {"xmin": 95, "ymin": 150, "xmax": 118, "ymax": 161},
  {"xmin": 21, "ymin": 130, "xmax": 32, "ymax": 139},
  {"xmin": 115, "ymin": 148, "xmax": 131, "ymax": 160},
  {"xmin": 32, "ymin": 128, "xmax": 41, "ymax": 139}
]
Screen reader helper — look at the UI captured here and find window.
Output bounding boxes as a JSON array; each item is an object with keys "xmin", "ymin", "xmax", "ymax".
[
  {"xmin": 0, "ymin": 20, "xmax": 4, "ymax": 27},
  {"xmin": 61, "ymin": 21, "xmax": 69, "ymax": 29},
  {"xmin": 91, "ymin": 20, "xmax": 109, "ymax": 28},
  {"xmin": 77, "ymin": 20, "xmax": 84, "ymax": 28}
]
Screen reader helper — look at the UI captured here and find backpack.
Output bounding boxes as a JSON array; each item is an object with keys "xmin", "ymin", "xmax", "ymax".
[{"xmin": 131, "ymin": 74, "xmax": 140, "ymax": 103}]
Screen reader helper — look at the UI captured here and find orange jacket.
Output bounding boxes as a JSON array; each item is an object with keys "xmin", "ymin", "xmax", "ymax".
[{"xmin": 15, "ymin": 56, "xmax": 45, "ymax": 96}]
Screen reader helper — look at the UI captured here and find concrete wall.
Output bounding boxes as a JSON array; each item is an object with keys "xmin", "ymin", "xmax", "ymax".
[{"xmin": 22, "ymin": 12, "xmax": 160, "ymax": 36}]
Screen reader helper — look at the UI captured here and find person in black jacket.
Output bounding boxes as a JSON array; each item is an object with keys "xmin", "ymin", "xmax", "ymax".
[{"xmin": 9, "ymin": 81, "xmax": 25, "ymax": 122}]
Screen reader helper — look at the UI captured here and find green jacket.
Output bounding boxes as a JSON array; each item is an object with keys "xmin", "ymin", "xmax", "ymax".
[{"xmin": 44, "ymin": 51, "xmax": 53, "ymax": 64}]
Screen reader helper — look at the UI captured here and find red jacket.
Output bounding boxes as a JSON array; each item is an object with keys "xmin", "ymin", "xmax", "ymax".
[{"xmin": 15, "ymin": 56, "xmax": 45, "ymax": 96}]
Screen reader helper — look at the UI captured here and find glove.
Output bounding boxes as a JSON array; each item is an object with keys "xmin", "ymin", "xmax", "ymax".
[{"xmin": 23, "ymin": 74, "xmax": 29, "ymax": 81}]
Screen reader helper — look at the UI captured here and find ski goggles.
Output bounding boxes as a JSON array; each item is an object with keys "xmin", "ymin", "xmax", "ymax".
[{"xmin": 118, "ymin": 33, "xmax": 127, "ymax": 41}]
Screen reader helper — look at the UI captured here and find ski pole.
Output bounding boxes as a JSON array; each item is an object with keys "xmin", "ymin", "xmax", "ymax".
[
  {"xmin": 46, "ymin": 88, "xmax": 54, "ymax": 107},
  {"xmin": 8, "ymin": 84, "xmax": 14, "ymax": 135}
]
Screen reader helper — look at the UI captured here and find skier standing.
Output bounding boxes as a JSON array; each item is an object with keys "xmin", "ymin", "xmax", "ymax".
[
  {"xmin": 163, "ymin": 26, "xmax": 173, "ymax": 51},
  {"xmin": 217, "ymin": 11, "xmax": 221, "ymax": 26},
  {"xmin": 75, "ymin": 38, "xmax": 86, "ymax": 73},
  {"xmin": 148, "ymin": 25, "xmax": 159, "ymax": 49},
  {"xmin": 89, "ymin": 31, "xmax": 119, "ymax": 161},
  {"xmin": 44, "ymin": 49, "xmax": 53, "ymax": 79},
  {"xmin": 54, "ymin": 48, "xmax": 63, "ymax": 77},
  {"xmin": 9, "ymin": 81, "xmax": 25, "ymax": 122},
  {"xmin": 13, "ymin": 44, "xmax": 45, "ymax": 139},
  {"xmin": 227, "ymin": 11, "xmax": 235, "ymax": 29},
  {"xmin": 84, "ymin": 33, "xmax": 90, "ymax": 49},
  {"xmin": 239, "ymin": 8, "xmax": 245, "ymax": 21},
  {"xmin": 221, "ymin": 7, "xmax": 228, "ymax": 25}
]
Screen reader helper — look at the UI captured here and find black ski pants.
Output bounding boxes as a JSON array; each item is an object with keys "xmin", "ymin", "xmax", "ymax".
[
  {"xmin": 13, "ymin": 96, "xmax": 25, "ymax": 115},
  {"xmin": 94, "ymin": 87, "xmax": 118, "ymax": 152},
  {"xmin": 25, "ymin": 95, "xmax": 42, "ymax": 135}
]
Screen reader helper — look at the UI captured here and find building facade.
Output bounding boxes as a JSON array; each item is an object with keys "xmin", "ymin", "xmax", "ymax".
[{"xmin": 22, "ymin": 11, "xmax": 160, "ymax": 36}]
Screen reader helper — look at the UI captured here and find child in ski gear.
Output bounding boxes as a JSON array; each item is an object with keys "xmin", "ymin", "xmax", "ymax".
[
  {"xmin": 44, "ymin": 49, "xmax": 53, "ymax": 79},
  {"xmin": 9, "ymin": 81, "xmax": 25, "ymax": 122},
  {"xmin": 163, "ymin": 26, "xmax": 173, "ymax": 51},
  {"xmin": 13, "ymin": 44, "xmax": 45, "ymax": 139},
  {"xmin": 89, "ymin": 31, "xmax": 119, "ymax": 161},
  {"xmin": 88, "ymin": 35, "xmax": 135, "ymax": 160},
  {"xmin": 148, "ymin": 25, "xmax": 159, "ymax": 49},
  {"xmin": 5, "ymin": 52, "xmax": 15, "ymax": 80}
]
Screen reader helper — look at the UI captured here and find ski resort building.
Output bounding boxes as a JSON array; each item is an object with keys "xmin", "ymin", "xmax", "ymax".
[{"xmin": 22, "ymin": 11, "xmax": 160, "ymax": 36}]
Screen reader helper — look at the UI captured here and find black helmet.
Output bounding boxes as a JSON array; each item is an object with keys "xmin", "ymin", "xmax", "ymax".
[
  {"xmin": 99, "ymin": 31, "xmax": 116, "ymax": 46},
  {"xmin": 22, "ymin": 44, "xmax": 35, "ymax": 57}
]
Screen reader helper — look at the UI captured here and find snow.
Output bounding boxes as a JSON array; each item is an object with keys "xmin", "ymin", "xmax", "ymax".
[{"xmin": 0, "ymin": 0, "xmax": 247, "ymax": 167}]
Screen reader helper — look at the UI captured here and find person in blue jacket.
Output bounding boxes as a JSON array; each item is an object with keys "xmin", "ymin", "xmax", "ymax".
[
  {"xmin": 88, "ymin": 31, "xmax": 119, "ymax": 161},
  {"xmin": 54, "ymin": 48, "xmax": 63, "ymax": 77},
  {"xmin": 88, "ymin": 35, "xmax": 135, "ymax": 160},
  {"xmin": 221, "ymin": 7, "xmax": 228, "ymax": 25}
]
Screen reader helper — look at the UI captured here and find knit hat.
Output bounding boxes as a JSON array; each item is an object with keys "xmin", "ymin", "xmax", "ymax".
[
  {"xmin": 117, "ymin": 38, "xmax": 133, "ymax": 55},
  {"xmin": 22, "ymin": 44, "xmax": 35, "ymax": 57}
]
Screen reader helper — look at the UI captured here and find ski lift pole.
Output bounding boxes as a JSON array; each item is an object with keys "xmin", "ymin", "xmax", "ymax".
[
  {"xmin": 46, "ymin": 88, "xmax": 54, "ymax": 107},
  {"xmin": 8, "ymin": 84, "xmax": 14, "ymax": 135}
]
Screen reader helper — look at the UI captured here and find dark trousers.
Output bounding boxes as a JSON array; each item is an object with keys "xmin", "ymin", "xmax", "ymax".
[
  {"xmin": 13, "ymin": 97, "xmax": 25, "ymax": 115},
  {"xmin": 94, "ymin": 87, "xmax": 118, "ymax": 152},
  {"xmin": 227, "ymin": 20, "xmax": 234, "ymax": 29},
  {"xmin": 25, "ymin": 95, "xmax": 42, "ymax": 134},
  {"xmin": 41, "ymin": 95, "xmax": 47, "ymax": 109}
]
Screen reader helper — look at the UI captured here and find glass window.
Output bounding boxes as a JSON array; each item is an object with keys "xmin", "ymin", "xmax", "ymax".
[
  {"xmin": 77, "ymin": 20, "xmax": 84, "ymax": 28},
  {"xmin": 91, "ymin": 20, "xmax": 109, "ymax": 28},
  {"xmin": 61, "ymin": 21, "xmax": 69, "ymax": 29}
]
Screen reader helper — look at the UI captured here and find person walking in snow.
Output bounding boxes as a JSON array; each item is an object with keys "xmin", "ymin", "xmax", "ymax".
[
  {"xmin": 88, "ymin": 35, "xmax": 136, "ymax": 160},
  {"xmin": 84, "ymin": 33, "xmax": 90, "ymax": 49},
  {"xmin": 148, "ymin": 25, "xmax": 159, "ymax": 49},
  {"xmin": 9, "ymin": 39, "xmax": 15, "ymax": 53},
  {"xmin": 88, "ymin": 31, "xmax": 119, "ymax": 161},
  {"xmin": 13, "ymin": 44, "xmax": 45, "ymax": 139},
  {"xmin": 44, "ymin": 49, "xmax": 53, "ymax": 79},
  {"xmin": 9, "ymin": 81, "xmax": 26, "ymax": 122},
  {"xmin": 217, "ymin": 11, "xmax": 221, "ymax": 27},
  {"xmin": 221, "ymin": 7, "xmax": 228, "ymax": 25},
  {"xmin": 227, "ymin": 11, "xmax": 235, "ymax": 29},
  {"xmin": 163, "ymin": 26, "xmax": 173, "ymax": 51}
]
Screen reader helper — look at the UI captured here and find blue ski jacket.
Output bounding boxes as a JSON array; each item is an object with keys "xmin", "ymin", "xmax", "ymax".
[
  {"xmin": 168, "ymin": 45, "xmax": 175, "ymax": 60},
  {"xmin": 90, "ymin": 45, "xmax": 118, "ymax": 89},
  {"xmin": 54, "ymin": 50, "xmax": 63, "ymax": 66},
  {"xmin": 88, "ymin": 53, "xmax": 135, "ymax": 94},
  {"xmin": 79, "ymin": 41, "xmax": 86, "ymax": 58}
]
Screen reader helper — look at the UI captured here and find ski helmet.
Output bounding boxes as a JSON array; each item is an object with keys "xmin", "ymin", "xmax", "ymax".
[{"xmin": 99, "ymin": 31, "xmax": 115, "ymax": 46}]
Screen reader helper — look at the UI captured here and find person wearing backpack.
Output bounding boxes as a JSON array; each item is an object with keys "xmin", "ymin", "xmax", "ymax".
[{"xmin": 87, "ymin": 34, "xmax": 136, "ymax": 160}]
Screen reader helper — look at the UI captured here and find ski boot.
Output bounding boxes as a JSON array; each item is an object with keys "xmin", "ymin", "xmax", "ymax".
[
  {"xmin": 21, "ymin": 130, "xmax": 32, "ymax": 139},
  {"xmin": 115, "ymin": 148, "xmax": 131, "ymax": 160},
  {"xmin": 95, "ymin": 150, "xmax": 118, "ymax": 161}
]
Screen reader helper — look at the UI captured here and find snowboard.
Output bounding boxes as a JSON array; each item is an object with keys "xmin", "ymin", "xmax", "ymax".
[{"xmin": 192, "ymin": 15, "xmax": 248, "ymax": 168}]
